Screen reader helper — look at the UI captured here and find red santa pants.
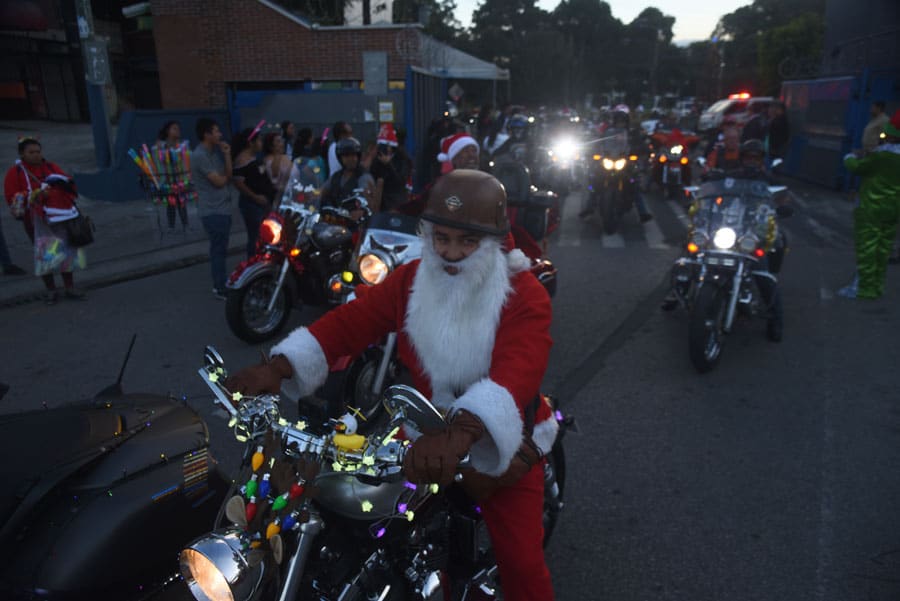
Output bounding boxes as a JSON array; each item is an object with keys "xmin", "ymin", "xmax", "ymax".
[{"xmin": 481, "ymin": 461, "xmax": 554, "ymax": 601}]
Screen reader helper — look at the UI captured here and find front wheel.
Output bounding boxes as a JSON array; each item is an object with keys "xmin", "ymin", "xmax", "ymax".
[
  {"xmin": 602, "ymin": 185, "xmax": 619, "ymax": 235},
  {"xmin": 688, "ymin": 283, "xmax": 727, "ymax": 373},
  {"xmin": 225, "ymin": 271, "xmax": 292, "ymax": 343},
  {"xmin": 543, "ymin": 443, "xmax": 565, "ymax": 547}
]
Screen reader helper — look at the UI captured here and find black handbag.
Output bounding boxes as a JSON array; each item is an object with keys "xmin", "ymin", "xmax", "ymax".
[{"xmin": 64, "ymin": 209, "xmax": 95, "ymax": 247}]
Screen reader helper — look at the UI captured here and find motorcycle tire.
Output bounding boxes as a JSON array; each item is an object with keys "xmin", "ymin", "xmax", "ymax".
[
  {"xmin": 320, "ymin": 348, "xmax": 391, "ymax": 430},
  {"xmin": 688, "ymin": 283, "xmax": 727, "ymax": 373},
  {"xmin": 225, "ymin": 272, "xmax": 292, "ymax": 344},
  {"xmin": 602, "ymin": 187, "xmax": 619, "ymax": 235}
]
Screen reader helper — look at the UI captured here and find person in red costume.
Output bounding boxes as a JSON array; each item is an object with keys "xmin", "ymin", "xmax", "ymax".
[
  {"xmin": 227, "ymin": 169, "xmax": 557, "ymax": 600},
  {"xmin": 3, "ymin": 136, "xmax": 86, "ymax": 303}
]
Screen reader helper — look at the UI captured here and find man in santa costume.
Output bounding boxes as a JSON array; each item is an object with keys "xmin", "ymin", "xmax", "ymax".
[
  {"xmin": 438, "ymin": 132, "xmax": 480, "ymax": 173},
  {"xmin": 228, "ymin": 169, "xmax": 557, "ymax": 600}
]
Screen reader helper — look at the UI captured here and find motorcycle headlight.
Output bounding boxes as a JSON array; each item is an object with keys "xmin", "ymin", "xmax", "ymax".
[
  {"xmin": 602, "ymin": 158, "xmax": 614, "ymax": 170},
  {"xmin": 713, "ymin": 227, "xmax": 737, "ymax": 250},
  {"xmin": 670, "ymin": 144, "xmax": 684, "ymax": 155},
  {"xmin": 737, "ymin": 234, "xmax": 758, "ymax": 253},
  {"xmin": 180, "ymin": 530, "xmax": 264, "ymax": 601},
  {"xmin": 614, "ymin": 158, "xmax": 627, "ymax": 171},
  {"xmin": 259, "ymin": 218, "xmax": 282, "ymax": 246},
  {"xmin": 358, "ymin": 251, "xmax": 393, "ymax": 285},
  {"xmin": 552, "ymin": 139, "xmax": 577, "ymax": 160}
]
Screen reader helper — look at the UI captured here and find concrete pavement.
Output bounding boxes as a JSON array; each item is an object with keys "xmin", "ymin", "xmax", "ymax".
[{"xmin": 0, "ymin": 120, "xmax": 248, "ymax": 307}]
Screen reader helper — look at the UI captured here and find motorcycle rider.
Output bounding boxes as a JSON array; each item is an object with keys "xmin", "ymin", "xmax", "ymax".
[
  {"xmin": 704, "ymin": 127, "xmax": 742, "ymax": 171},
  {"xmin": 227, "ymin": 169, "xmax": 558, "ymax": 601},
  {"xmin": 320, "ymin": 136, "xmax": 375, "ymax": 214},
  {"xmin": 581, "ymin": 107, "xmax": 653, "ymax": 222},
  {"xmin": 663, "ymin": 139, "xmax": 787, "ymax": 341}
]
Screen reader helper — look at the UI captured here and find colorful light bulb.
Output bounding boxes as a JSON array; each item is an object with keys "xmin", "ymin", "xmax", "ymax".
[
  {"xmin": 246, "ymin": 496, "xmax": 258, "ymax": 522},
  {"xmin": 282, "ymin": 511, "xmax": 299, "ymax": 531},
  {"xmin": 251, "ymin": 446, "xmax": 265, "ymax": 471},
  {"xmin": 258, "ymin": 473, "xmax": 271, "ymax": 499},
  {"xmin": 266, "ymin": 519, "xmax": 281, "ymax": 539},
  {"xmin": 245, "ymin": 474, "xmax": 258, "ymax": 499},
  {"xmin": 289, "ymin": 480, "xmax": 306, "ymax": 499},
  {"xmin": 272, "ymin": 492, "xmax": 289, "ymax": 512}
]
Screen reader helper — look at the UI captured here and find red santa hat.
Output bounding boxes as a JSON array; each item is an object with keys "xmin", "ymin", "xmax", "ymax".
[
  {"xmin": 437, "ymin": 133, "xmax": 478, "ymax": 163},
  {"xmin": 376, "ymin": 123, "xmax": 398, "ymax": 147}
]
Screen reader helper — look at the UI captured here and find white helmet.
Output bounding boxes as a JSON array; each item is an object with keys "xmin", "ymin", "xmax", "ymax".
[{"xmin": 613, "ymin": 104, "xmax": 630, "ymax": 115}]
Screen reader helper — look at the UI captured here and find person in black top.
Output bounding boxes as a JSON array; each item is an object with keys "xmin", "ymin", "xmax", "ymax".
[
  {"xmin": 368, "ymin": 124, "xmax": 412, "ymax": 212},
  {"xmin": 766, "ymin": 102, "xmax": 789, "ymax": 164},
  {"xmin": 232, "ymin": 128, "xmax": 275, "ymax": 258},
  {"xmin": 320, "ymin": 137, "xmax": 375, "ymax": 221},
  {"xmin": 740, "ymin": 103, "xmax": 768, "ymax": 144}
]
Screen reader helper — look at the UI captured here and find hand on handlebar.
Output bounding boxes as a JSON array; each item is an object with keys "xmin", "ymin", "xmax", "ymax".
[
  {"xmin": 402, "ymin": 410, "xmax": 484, "ymax": 486},
  {"xmin": 225, "ymin": 354, "xmax": 293, "ymax": 396}
]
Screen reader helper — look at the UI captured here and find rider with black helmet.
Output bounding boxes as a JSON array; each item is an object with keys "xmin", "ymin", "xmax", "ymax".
[{"xmin": 320, "ymin": 136, "xmax": 375, "ymax": 210}]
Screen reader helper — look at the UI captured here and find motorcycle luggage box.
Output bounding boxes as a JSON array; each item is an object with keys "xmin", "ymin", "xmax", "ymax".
[{"xmin": 0, "ymin": 395, "xmax": 226, "ymax": 599}]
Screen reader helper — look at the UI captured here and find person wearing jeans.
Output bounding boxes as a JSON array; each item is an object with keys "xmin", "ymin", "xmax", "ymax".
[{"xmin": 191, "ymin": 118, "xmax": 234, "ymax": 299}]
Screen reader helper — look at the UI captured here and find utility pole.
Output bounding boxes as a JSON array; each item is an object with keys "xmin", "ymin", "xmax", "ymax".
[{"xmin": 74, "ymin": 0, "xmax": 112, "ymax": 169}]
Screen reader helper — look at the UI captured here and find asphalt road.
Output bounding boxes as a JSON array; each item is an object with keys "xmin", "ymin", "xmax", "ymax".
[{"xmin": 2, "ymin": 182, "xmax": 899, "ymax": 601}]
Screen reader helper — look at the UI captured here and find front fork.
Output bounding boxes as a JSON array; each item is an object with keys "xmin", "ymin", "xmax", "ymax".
[
  {"xmin": 370, "ymin": 332, "xmax": 397, "ymax": 397},
  {"xmin": 266, "ymin": 256, "xmax": 292, "ymax": 314},
  {"xmin": 722, "ymin": 261, "xmax": 744, "ymax": 333}
]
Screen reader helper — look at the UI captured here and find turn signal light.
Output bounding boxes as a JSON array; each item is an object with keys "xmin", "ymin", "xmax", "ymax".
[
  {"xmin": 289, "ymin": 248, "xmax": 300, "ymax": 257},
  {"xmin": 754, "ymin": 248, "xmax": 766, "ymax": 258},
  {"xmin": 715, "ymin": 196, "xmax": 723, "ymax": 205},
  {"xmin": 330, "ymin": 280, "xmax": 343, "ymax": 294},
  {"xmin": 593, "ymin": 154, "xmax": 602, "ymax": 161},
  {"xmin": 629, "ymin": 155, "xmax": 638, "ymax": 161},
  {"xmin": 687, "ymin": 242, "xmax": 700, "ymax": 254},
  {"xmin": 659, "ymin": 155, "xmax": 667, "ymax": 163},
  {"xmin": 680, "ymin": 157, "xmax": 689, "ymax": 165}
]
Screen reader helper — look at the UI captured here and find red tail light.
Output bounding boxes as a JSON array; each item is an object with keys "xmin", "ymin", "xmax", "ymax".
[{"xmin": 754, "ymin": 248, "xmax": 766, "ymax": 258}]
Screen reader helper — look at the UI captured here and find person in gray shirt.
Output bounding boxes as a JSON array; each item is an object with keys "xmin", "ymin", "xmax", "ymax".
[{"xmin": 191, "ymin": 118, "xmax": 234, "ymax": 299}]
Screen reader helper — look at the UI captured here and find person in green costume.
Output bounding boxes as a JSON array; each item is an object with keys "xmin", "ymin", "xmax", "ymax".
[{"xmin": 839, "ymin": 109, "xmax": 900, "ymax": 299}]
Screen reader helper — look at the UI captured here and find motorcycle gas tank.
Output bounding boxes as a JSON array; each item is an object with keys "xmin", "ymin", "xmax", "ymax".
[
  {"xmin": 312, "ymin": 222, "xmax": 352, "ymax": 249},
  {"xmin": 0, "ymin": 395, "xmax": 226, "ymax": 598},
  {"xmin": 314, "ymin": 470, "xmax": 408, "ymax": 520}
]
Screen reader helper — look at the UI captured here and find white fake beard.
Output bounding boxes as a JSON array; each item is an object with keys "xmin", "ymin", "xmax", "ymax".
[{"xmin": 404, "ymin": 223, "xmax": 513, "ymax": 407}]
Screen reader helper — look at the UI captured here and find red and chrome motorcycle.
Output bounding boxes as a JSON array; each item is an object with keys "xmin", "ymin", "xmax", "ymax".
[{"xmin": 225, "ymin": 184, "xmax": 369, "ymax": 343}]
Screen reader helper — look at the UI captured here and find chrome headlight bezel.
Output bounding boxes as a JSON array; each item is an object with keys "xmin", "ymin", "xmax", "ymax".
[
  {"xmin": 737, "ymin": 234, "xmax": 759, "ymax": 253},
  {"xmin": 713, "ymin": 227, "xmax": 737, "ymax": 250},
  {"xmin": 358, "ymin": 250, "xmax": 394, "ymax": 286},
  {"xmin": 180, "ymin": 529, "xmax": 264, "ymax": 601}
]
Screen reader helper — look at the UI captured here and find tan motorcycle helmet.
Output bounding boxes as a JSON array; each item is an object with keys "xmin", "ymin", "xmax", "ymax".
[{"xmin": 423, "ymin": 169, "xmax": 510, "ymax": 236}]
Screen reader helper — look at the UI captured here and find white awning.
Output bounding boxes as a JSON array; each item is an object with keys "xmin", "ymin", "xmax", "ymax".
[{"xmin": 418, "ymin": 35, "xmax": 510, "ymax": 81}]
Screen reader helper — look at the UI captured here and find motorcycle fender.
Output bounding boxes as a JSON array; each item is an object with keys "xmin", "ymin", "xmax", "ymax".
[{"xmin": 227, "ymin": 258, "xmax": 298, "ymax": 291}]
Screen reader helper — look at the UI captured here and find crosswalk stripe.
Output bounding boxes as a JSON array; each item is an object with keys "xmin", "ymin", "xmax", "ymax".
[
  {"xmin": 643, "ymin": 218, "xmax": 669, "ymax": 249},
  {"xmin": 601, "ymin": 233, "xmax": 626, "ymax": 248}
]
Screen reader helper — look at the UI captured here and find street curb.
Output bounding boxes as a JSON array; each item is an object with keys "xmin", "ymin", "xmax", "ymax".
[{"xmin": 0, "ymin": 241, "xmax": 247, "ymax": 310}]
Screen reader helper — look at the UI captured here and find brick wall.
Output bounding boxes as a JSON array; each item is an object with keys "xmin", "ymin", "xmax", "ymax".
[{"xmin": 153, "ymin": 0, "xmax": 421, "ymax": 109}]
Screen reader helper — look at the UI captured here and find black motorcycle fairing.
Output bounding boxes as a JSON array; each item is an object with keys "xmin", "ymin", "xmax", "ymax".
[
  {"xmin": 365, "ymin": 212, "xmax": 420, "ymax": 236},
  {"xmin": 0, "ymin": 395, "xmax": 227, "ymax": 600}
]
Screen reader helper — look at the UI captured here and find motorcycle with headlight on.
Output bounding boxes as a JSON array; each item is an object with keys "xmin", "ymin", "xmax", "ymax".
[
  {"xmin": 535, "ymin": 136, "xmax": 585, "ymax": 195},
  {"xmin": 587, "ymin": 151, "xmax": 640, "ymax": 235},
  {"xmin": 225, "ymin": 182, "xmax": 369, "ymax": 344},
  {"xmin": 669, "ymin": 175, "xmax": 790, "ymax": 372},
  {"xmin": 177, "ymin": 347, "xmax": 571, "ymax": 601},
  {"xmin": 649, "ymin": 129, "xmax": 700, "ymax": 199}
]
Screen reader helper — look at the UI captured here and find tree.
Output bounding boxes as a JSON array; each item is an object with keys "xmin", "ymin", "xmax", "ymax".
[
  {"xmin": 393, "ymin": 0, "xmax": 466, "ymax": 43},
  {"xmin": 758, "ymin": 13, "xmax": 824, "ymax": 94}
]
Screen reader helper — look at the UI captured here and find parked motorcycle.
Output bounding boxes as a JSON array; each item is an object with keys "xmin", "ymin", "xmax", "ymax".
[
  {"xmin": 669, "ymin": 175, "xmax": 790, "ymax": 372},
  {"xmin": 177, "ymin": 347, "xmax": 571, "ymax": 601},
  {"xmin": 225, "ymin": 183, "xmax": 369, "ymax": 344},
  {"xmin": 0, "ymin": 339, "xmax": 229, "ymax": 600}
]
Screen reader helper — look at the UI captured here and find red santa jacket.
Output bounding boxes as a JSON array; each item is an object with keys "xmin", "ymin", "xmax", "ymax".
[
  {"xmin": 271, "ymin": 256, "xmax": 557, "ymax": 476},
  {"xmin": 4, "ymin": 160, "xmax": 76, "ymax": 218}
]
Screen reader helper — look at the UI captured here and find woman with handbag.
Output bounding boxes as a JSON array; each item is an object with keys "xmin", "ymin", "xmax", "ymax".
[{"xmin": 3, "ymin": 136, "xmax": 87, "ymax": 304}]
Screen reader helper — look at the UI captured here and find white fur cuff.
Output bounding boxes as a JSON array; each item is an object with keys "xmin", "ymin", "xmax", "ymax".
[
  {"xmin": 451, "ymin": 378, "xmax": 523, "ymax": 476},
  {"xmin": 531, "ymin": 417, "xmax": 559, "ymax": 456},
  {"xmin": 506, "ymin": 248, "xmax": 531, "ymax": 273},
  {"xmin": 271, "ymin": 327, "xmax": 329, "ymax": 399}
]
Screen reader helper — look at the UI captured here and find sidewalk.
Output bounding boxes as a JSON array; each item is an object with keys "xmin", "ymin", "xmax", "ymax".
[{"xmin": 0, "ymin": 120, "xmax": 247, "ymax": 307}]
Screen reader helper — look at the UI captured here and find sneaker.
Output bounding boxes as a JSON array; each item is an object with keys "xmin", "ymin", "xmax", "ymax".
[
  {"xmin": 63, "ymin": 287, "xmax": 87, "ymax": 300},
  {"xmin": 3, "ymin": 264, "xmax": 26, "ymax": 276},
  {"xmin": 639, "ymin": 213, "xmax": 654, "ymax": 223},
  {"xmin": 212, "ymin": 288, "xmax": 228, "ymax": 300},
  {"xmin": 44, "ymin": 290, "xmax": 59, "ymax": 305}
]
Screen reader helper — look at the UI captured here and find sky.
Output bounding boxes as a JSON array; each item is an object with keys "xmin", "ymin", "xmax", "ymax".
[{"xmin": 453, "ymin": 0, "xmax": 750, "ymax": 44}]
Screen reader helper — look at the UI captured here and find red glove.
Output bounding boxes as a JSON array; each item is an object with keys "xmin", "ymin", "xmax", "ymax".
[{"xmin": 402, "ymin": 410, "xmax": 485, "ymax": 485}]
